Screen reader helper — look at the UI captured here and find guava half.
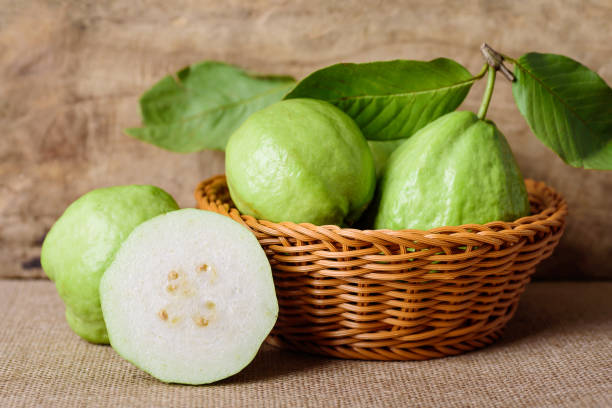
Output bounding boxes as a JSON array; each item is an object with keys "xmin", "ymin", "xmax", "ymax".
[
  {"xmin": 41, "ymin": 185, "xmax": 179, "ymax": 343},
  {"xmin": 99, "ymin": 209, "xmax": 278, "ymax": 385}
]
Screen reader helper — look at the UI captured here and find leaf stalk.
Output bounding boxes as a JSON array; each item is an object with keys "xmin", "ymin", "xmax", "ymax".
[{"xmin": 474, "ymin": 63, "xmax": 489, "ymax": 80}]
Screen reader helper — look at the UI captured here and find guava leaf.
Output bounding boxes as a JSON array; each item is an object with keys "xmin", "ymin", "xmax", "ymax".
[
  {"xmin": 284, "ymin": 58, "xmax": 475, "ymax": 140},
  {"xmin": 512, "ymin": 53, "xmax": 612, "ymax": 169},
  {"xmin": 126, "ymin": 61, "xmax": 296, "ymax": 152}
]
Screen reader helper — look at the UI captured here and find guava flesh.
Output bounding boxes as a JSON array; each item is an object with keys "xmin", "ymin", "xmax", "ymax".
[
  {"xmin": 99, "ymin": 209, "xmax": 278, "ymax": 385},
  {"xmin": 374, "ymin": 111, "xmax": 530, "ymax": 230},
  {"xmin": 41, "ymin": 185, "xmax": 179, "ymax": 343}
]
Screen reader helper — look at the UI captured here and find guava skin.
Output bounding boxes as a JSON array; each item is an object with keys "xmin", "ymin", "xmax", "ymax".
[
  {"xmin": 225, "ymin": 98, "xmax": 376, "ymax": 226},
  {"xmin": 374, "ymin": 111, "xmax": 530, "ymax": 230},
  {"xmin": 41, "ymin": 185, "xmax": 179, "ymax": 343},
  {"xmin": 368, "ymin": 139, "xmax": 406, "ymax": 178}
]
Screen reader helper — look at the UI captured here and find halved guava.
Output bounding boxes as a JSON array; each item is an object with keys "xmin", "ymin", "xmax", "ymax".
[{"xmin": 99, "ymin": 208, "xmax": 278, "ymax": 385}]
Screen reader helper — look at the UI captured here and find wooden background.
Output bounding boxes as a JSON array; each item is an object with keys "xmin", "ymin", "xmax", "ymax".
[{"xmin": 1, "ymin": 0, "xmax": 611, "ymax": 279}]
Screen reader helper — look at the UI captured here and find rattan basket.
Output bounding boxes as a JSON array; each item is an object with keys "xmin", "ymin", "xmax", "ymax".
[{"xmin": 195, "ymin": 175, "xmax": 567, "ymax": 360}]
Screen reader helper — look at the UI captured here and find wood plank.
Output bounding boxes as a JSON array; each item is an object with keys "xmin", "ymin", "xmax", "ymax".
[{"xmin": 1, "ymin": 0, "xmax": 611, "ymax": 278}]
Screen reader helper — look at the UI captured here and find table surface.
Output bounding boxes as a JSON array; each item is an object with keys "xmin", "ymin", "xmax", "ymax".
[{"xmin": 1, "ymin": 280, "xmax": 611, "ymax": 407}]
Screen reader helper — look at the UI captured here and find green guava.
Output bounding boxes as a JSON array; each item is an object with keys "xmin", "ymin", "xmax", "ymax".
[
  {"xmin": 368, "ymin": 139, "xmax": 406, "ymax": 178},
  {"xmin": 374, "ymin": 111, "xmax": 530, "ymax": 230},
  {"xmin": 225, "ymin": 98, "xmax": 376, "ymax": 226},
  {"xmin": 100, "ymin": 209, "xmax": 278, "ymax": 384},
  {"xmin": 41, "ymin": 185, "xmax": 179, "ymax": 343}
]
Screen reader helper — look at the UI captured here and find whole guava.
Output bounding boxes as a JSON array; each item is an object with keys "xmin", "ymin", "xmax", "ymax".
[
  {"xmin": 374, "ymin": 111, "xmax": 530, "ymax": 230},
  {"xmin": 41, "ymin": 185, "xmax": 179, "ymax": 343},
  {"xmin": 368, "ymin": 139, "xmax": 406, "ymax": 178},
  {"xmin": 225, "ymin": 98, "xmax": 376, "ymax": 226}
]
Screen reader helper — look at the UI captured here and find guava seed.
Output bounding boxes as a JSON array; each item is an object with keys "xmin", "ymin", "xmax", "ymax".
[
  {"xmin": 205, "ymin": 301, "xmax": 215, "ymax": 310},
  {"xmin": 194, "ymin": 316, "xmax": 209, "ymax": 327},
  {"xmin": 168, "ymin": 270, "xmax": 179, "ymax": 280},
  {"xmin": 198, "ymin": 264, "xmax": 210, "ymax": 272},
  {"xmin": 166, "ymin": 284, "xmax": 177, "ymax": 293},
  {"xmin": 158, "ymin": 309, "xmax": 168, "ymax": 321}
]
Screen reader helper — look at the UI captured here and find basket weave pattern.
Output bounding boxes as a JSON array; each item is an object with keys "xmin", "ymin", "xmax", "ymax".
[{"xmin": 195, "ymin": 175, "xmax": 567, "ymax": 360}]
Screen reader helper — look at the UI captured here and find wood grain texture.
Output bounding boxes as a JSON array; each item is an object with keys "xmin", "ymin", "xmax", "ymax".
[{"xmin": 1, "ymin": 0, "xmax": 611, "ymax": 279}]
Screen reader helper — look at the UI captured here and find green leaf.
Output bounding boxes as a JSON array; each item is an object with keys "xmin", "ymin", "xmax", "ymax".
[
  {"xmin": 126, "ymin": 61, "xmax": 296, "ymax": 152},
  {"xmin": 512, "ymin": 52, "xmax": 612, "ymax": 169},
  {"xmin": 284, "ymin": 58, "xmax": 476, "ymax": 140}
]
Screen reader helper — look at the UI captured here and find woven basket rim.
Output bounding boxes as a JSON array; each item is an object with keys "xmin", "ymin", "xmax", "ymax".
[
  {"xmin": 195, "ymin": 174, "xmax": 568, "ymax": 244},
  {"xmin": 195, "ymin": 175, "xmax": 567, "ymax": 360}
]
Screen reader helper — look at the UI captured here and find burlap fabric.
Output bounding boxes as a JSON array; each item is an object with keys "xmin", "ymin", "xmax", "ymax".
[{"xmin": 1, "ymin": 281, "xmax": 610, "ymax": 407}]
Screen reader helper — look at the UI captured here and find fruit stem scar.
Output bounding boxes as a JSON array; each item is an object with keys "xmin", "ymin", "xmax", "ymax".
[{"xmin": 158, "ymin": 309, "xmax": 168, "ymax": 321}]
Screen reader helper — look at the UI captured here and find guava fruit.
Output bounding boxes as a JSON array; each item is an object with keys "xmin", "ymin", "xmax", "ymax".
[
  {"xmin": 225, "ymin": 98, "xmax": 376, "ymax": 226},
  {"xmin": 368, "ymin": 139, "xmax": 406, "ymax": 178},
  {"xmin": 41, "ymin": 185, "xmax": 179, "ymax": 343},
  {"xmin": 374, "ymin": 111, "xmax": 530, "ymax": 230},
  {"xmin": 99, "ymin": 209, "xmax": 278, "ymax": 385}
]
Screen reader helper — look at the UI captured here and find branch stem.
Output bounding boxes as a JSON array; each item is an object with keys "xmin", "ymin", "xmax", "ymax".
[{"xmin": 480, "ymin": 43, "xmax": 515, "ymax": 82}]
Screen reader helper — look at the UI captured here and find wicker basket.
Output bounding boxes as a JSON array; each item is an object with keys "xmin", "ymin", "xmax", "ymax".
[{"xmin": 195, "ymin": 175, "xmax": 567, "ymax": 360}]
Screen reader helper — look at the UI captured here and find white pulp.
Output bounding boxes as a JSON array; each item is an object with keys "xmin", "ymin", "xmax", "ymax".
[{"xmin": 100, "ymin": 209, "xmax": 278, "ymax": 384}]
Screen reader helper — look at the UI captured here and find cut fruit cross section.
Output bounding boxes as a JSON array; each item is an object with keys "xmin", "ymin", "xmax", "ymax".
[{"xmin": 100, "ymin": 209, "xmax": 278, "ymax": 384}]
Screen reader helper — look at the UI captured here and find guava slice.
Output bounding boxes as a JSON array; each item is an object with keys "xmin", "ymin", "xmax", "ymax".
[{"xmin": 99, "ymin": 208, "xmax": 278, "ymax": 384}]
